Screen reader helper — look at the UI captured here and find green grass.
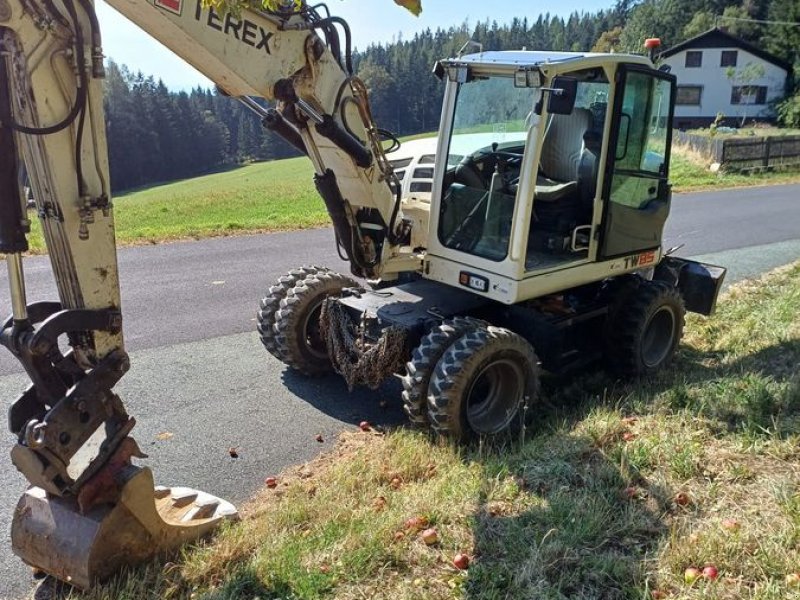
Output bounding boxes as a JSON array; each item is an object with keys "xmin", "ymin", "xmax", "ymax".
[
  {"xmin": 670, "ymin": 149, "xmax": 800, "ymax": 191},
  {"xmin": 21, "ymin": 140, "xmax": 800, "ymax": 254},
  {"xmin": 69, "ymin": 262, "xmax": 800, "ymax": 600},
  {"xmin": 685, "ymin": 127, "xmax": 800, "ymax": 138},
  {"xmin": 26, "ymin": 158, "xmax": 321, "ymax": 253}
]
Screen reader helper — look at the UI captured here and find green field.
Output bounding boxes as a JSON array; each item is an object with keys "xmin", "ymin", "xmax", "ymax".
[
  {"xmin": 77, "ymin": 262, "xmax": 800, "ymax": 600},
  {"xmin": 23, "ymin": 143, "xmax": 800, "ymax": 254}
]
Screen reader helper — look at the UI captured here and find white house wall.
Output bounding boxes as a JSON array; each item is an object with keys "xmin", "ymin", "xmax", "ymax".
[{"xmin": 663, "ymin": 46, "xmax": 787, "ymax": 123}]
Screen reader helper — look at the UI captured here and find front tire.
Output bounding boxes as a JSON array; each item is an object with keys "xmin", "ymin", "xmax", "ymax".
[
  {"xmin": 605, "ymin": 280, "xmax": 685, "ymax": 377},
  {"xmin": 427, "ymin": 326, "xmax": 540, "ymax": 442},
  {"xmin": 272, "ymin": 271, "xmax": 360, "ymax": 376},
  {"xmin": 401, "ymin": 316, "xmax": 485, "ymax": 428}
]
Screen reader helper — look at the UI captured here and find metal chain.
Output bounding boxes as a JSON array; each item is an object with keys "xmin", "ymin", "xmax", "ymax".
[{"xmin": 320, "ymin": 298, "xmax": 407, "ymax": 390}]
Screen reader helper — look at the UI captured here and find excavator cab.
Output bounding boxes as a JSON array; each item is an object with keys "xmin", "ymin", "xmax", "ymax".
[{"xmin": 426, "ymin": 51, "xmax": 679, "ymax": 304}]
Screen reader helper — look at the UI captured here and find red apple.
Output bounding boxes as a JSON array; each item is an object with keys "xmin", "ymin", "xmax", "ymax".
[
  {"xmin": 674, "ymin": 492, "xmax": 691, "ymax": 506},
  {"xmin": 420, "ymin": 527, "xmax": 439, "ymax": 545},
  {"xmin": 721, "ymin": 517, "xmax": 740, "ymax": 531},
  {"xmin": 453, "ymin": 553, "xmax": 470, "ymax": 570},
  {"xmin": 702, "ymin": 565, "xmax": 719, "ymax": 581},
  {"xmin": 359, "ymin": 421, "xmax": 371, "ymax": 431},
  {"xmin": 405, "ymin": 515, "xmax": 429, "ymax": 531},
  {"xmin": 786, "ymin": 572, "xmax": 800, "ymax": 587},
  {"xmin": 684, "ymin": 567, "xmax": 702, "ymax": 585},
  {"xmin": 265, "ymin": 476, "xmax": 278, "ymax": 488}
]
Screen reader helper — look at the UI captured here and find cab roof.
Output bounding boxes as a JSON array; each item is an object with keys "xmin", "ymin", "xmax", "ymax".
[{"xmin": 446, "ymin": 50, "xmax": 652, "ymax": 71}]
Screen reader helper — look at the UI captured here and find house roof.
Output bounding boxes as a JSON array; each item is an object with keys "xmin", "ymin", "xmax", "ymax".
[{"xmin": 658, "ymin": 28, "xmax": 792, "ymax": 73}]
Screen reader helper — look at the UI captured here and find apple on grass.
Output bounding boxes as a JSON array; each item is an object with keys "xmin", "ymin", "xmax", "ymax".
[{"xmin": 684, "ymin": 567, "xmax": 702, "ymax": 585}]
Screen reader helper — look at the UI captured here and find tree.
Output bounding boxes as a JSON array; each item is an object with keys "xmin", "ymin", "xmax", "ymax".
[
  {"xmin": 592, "ymin": 26, "xmax": 624, "ymax": 52},
  {"xmin": 726, "ymin": 61, "xmax": 767, "ymax": 125}
]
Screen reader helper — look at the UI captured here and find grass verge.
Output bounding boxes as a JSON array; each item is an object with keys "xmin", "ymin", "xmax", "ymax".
[
  {"xmin": 20, "ymin": 142, "xmax": 800, "ymax": 254},
  {"xmin": 70, "ymin": 261, "xmax": 800, "ymax": 600}
]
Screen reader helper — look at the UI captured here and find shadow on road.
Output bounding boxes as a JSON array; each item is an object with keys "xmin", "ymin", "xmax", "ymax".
[{"xmin": 280, "ymin": 369, "xmax": 406, "ymax": 430}]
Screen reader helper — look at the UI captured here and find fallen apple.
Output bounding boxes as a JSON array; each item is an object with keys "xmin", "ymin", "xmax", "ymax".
[
  {"xmin": 721, "ymin": 517, "xmax": 740, "ymax": 532},
  {"xmin": 265, "ymin": 476, "xmax": 278, "ymax": 488},
  {"xmin": 684, "ymin": 567, "xmax": 702, "ymax": 585},
  {"xmin": 702, "ymin": 565, "xmax": 719, "ymax": 581},
  {"xmin": 622, "ymin": 431, "xmax": 637, "ymax": 442},
  {"xmin": 359, "ymin": 421, "xmax": 371, "ymax": 432},
  {"xmin": 405, "ymin": 515, "xmax": 429, "ymax": 531},
  {"xmin": 674, "ymin": 492, "xmax": 691, "ymax": 506},
  {"xmin": 421, "ymin": 527, "xmax": 439, "ymax": 545},
  {"xmin": 453, "ymin": 553, "xmax": 470, "ymax": 570},
  {"xmin": 786, "ymin": 572, "xmax": 800, "ymax": 587}
]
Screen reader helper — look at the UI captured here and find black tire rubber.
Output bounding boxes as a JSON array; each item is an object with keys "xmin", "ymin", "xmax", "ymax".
[
  {"xmin": 427, "ymin": 326, "xmax": 540, "ymax": 442},
  {"xmin": 605, "ymin": 279, "xmax": 686, "ymax": 377},
  {"xmin": 400, "ymin": 316, "xmax": 485, "ymax": 428},
  {"xmin": 257, "ymin": 266, "xmax": 329, "ymax": 359},
  {"xmin": 272, "ymin": 271, "xmax": 360, "ymax": 376}
]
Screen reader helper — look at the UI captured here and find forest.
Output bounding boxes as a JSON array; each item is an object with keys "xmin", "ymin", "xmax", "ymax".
[{"xmin": 103, "ymin": 0, "xmax": 800, "ymax": 191}]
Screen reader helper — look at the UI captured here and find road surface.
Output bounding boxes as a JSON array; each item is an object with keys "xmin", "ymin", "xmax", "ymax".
[{"xmin": 0, "ymin": 183, "xmax": 798, "ymax": 598}]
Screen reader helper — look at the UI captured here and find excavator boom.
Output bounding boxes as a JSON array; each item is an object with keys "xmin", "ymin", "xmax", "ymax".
[{"xmin": 0, "ymin": 0, "xmax": 418, "ymax": 588}]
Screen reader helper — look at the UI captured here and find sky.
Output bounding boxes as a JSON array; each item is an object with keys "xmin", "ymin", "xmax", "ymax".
[{"xmin": 96, "ymin": 0, "xmax": 612, "ymax": 90}]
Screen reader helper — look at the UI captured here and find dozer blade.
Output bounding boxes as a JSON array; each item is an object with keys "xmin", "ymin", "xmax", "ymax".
[{"xmin": 11, "ymin": 465, "xmax": 237, "ymax": 590}]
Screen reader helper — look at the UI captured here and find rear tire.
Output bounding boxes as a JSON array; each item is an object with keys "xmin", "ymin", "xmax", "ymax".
[
  {"xmin": 605, "ymin": 279, "xmax": 685, "ymax": 377},
  {"xmin": 401, "ymin": 317, "xmax": 485, "ymax": 428},
  {"xmin": 258, "ymin": 266, "xmax": 329, "ymax": 359},
  {"xmin": 273, "ymin": 271, "xmax": 360, "ymax": 376},
  {"xmin": 427, "ymin": 326, "xmax": 540, "ymax": 442}
]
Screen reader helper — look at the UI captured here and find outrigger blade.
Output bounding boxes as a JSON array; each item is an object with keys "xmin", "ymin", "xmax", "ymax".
[{"xmin": 11, "ymin": 465, "xmax": 237, "ymax": 590}]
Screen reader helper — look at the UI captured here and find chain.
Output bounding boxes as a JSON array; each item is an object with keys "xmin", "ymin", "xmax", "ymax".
[{"xmin": 320, "ymin": 298, "xmax": 407, "ymax": 390}]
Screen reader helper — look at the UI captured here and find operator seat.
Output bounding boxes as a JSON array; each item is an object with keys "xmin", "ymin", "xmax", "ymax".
[{"xmin": 535, "ymin": 108, "xmax": 592, "ymax": 202}]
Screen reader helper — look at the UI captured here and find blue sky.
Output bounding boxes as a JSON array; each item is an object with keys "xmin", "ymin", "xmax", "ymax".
[{"xmin": 97, "ymin": 0, "xmax": 612, "ymax": 90}]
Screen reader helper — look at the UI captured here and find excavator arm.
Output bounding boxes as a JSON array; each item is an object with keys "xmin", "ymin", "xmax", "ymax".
[{"xmin": 0, "ymin": 0, "xmax": 419, "ymax": 587}]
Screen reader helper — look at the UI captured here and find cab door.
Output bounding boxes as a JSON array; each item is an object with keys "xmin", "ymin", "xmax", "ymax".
[{"xmin": 600, "ymin": 66, "xmax": 676, "ymax": 258}]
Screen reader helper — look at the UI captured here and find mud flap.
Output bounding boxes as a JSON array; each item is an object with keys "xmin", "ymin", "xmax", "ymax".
[
  {"xmin": 655, "ymin": 256, "xmax": 727, "ymax": 316},
  {"xmin": 11, "ymin": 466, "xmax": 236, "ymax": 590}
]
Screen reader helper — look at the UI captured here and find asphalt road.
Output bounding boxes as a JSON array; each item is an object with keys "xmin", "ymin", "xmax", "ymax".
[{"xmin": 0, "ymin": 183, "xmax": 798, "ymax": 598}]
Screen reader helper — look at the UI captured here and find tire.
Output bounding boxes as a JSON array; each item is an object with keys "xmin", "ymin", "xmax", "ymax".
[
  {"xmin": 257, "ymin": 266, "xmax": 329, "ymax": 359},
  {"xmin": 428, "ymin": 326, "xmax": 540, "ymax": 442},
  {"xmin": 605, "ymin": 279, "xmax": 686, "ymax": 377},
  {"xmin": 272, "ymin": 271, "xmax": 360, "ymax": 376},
  {"xmin": 400, "ymin": 316, "xmax": 485, "ymax": 428}
]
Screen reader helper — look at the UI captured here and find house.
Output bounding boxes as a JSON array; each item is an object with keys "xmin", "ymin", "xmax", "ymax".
[{"xmin": 658, "ymin": 28, "xmax": 791, "ymax": 129}]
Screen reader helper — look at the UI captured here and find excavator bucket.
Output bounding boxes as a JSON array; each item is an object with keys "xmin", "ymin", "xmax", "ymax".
[{"xmin": 11, "ymin": 466, "xmax": 237, "ymax": 590}]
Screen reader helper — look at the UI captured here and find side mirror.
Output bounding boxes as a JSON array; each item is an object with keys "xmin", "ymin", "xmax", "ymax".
[{"xmin": 547, "ymin": 76, "xmax": 578, "ymax": 115}]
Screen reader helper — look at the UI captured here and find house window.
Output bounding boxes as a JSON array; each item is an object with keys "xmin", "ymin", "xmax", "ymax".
[
  {"xmin": 685, "ymin": 51, "xmax": 702, "ymax": 67},
  {"xmin": 720, "ymin": 50, "xmax": 738, "ymax": 67},
  {"xmin": 731, "ymin": 86, "xmax": 768, "ymax": 105},
  {"xmin": 676, "ymin": 85, "xmax": 703, "ymax": 105}
]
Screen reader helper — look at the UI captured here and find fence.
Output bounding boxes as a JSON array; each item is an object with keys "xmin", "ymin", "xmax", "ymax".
[{"xmin": 673, "ymin": 131, "xmax": 800, "ymax": 171}]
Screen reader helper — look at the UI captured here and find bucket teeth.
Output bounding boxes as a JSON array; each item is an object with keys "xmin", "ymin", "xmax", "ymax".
[{"xmin": 11, "ymin": 466, "xmax": 237, "ymax": 590}]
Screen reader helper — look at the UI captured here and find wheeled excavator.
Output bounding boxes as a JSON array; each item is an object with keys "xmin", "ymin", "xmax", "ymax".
[{"xmin": 0, "ymin": 0, "xmax": 726, "ymax": 589}]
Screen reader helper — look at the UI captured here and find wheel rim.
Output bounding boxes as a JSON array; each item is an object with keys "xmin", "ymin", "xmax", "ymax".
[
  {"xmin": 465, "ymin": 357, "xmax": 525, "ymax": 435},
  {"xmin": 302, "ymin": 300, "xmax": 328, "ymax": 360},
  {"xmin": 642, "ymin": 306, "xmax": 676, "ymax": 368}
]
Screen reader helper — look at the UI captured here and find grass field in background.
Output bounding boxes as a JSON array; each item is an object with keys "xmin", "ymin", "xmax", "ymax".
[
  {"xmin": 23, "ymin": 142, "xmax": 800, "ymax": 254},
  {"xmin": 74, "ymin": 262, "xmax": 800, "ymax": 600}
]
